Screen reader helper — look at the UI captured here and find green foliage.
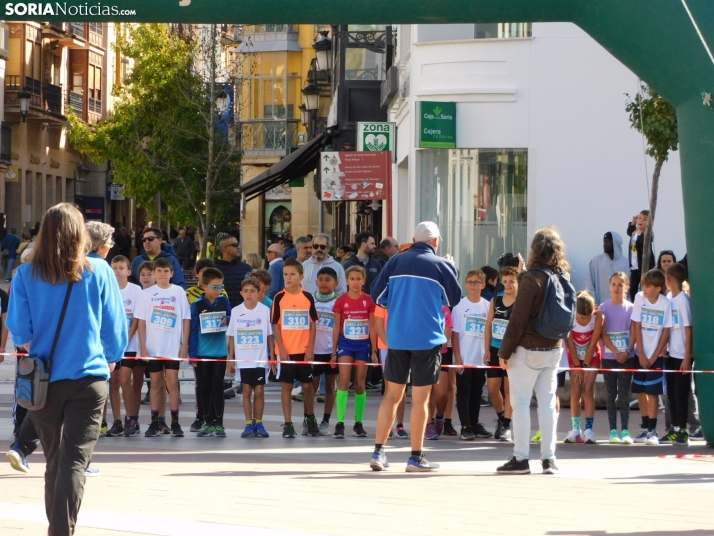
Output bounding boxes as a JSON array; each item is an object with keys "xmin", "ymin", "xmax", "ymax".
[
  {"xmin": 625, "ymin": 85, "xmax": 679, "ymax": 164},
  {"xmin": 67, "ymin": 23, "xmax": 240, "ymax": 236}
]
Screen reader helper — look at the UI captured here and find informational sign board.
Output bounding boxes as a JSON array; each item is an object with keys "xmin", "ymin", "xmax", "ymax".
[
  {"xmin": 357, "ymin": 122, "xmax": 396, "ymax": 162},
  {"xmin": 320, "ymin": 151, "xmax": 390, "ymax": 202},
  {"xmin": 417, "ymin": 101, "xmax": 456, "ymax": 149}
]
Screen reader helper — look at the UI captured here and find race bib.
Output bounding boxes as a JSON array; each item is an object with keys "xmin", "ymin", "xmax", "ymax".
[
  {"xmin": 641, "ymin": 307, "xmax": 665, "ymax": 330},
  {"xmin": 283, "ymin": 310, "xmax": 309, "ymax": 330},
  {"xmin": 574, "ymin": 341, "xmax": 588, "ymax": 360},
  {"xmin": 125, "ymin": 311, "xmax": 134, "ymax": 330},
  {"xmin": 672, "ymin": 309, "xmax": 680, "ymax": 329},
  {"xmin": 316, "ymin": 311, "xmax": 335, "ymax": 332},
  {"xmin": 235, "ymin": 328, "xmax": 264, "ymax": 349},
  {"xmin": 199, "ymin": 312, "xmax": 227, "ymax": 334},
  {"xmin": 465, "ymin": 315, "xmax": 486, "ymax": 338},
  {"xmin": 609, "ymin": 331, "xmax": 629, "ymax": 352},
  {"xmin": 492, "ymin": 319, "xmax": 508, "ymax": 340},
  {"xmin": 344, "ymin": 318, "xmax": 369, "ymax": 340},
  {"xmin": 150, "ymin": 309, "xmax": 177, "ymax": 332}
]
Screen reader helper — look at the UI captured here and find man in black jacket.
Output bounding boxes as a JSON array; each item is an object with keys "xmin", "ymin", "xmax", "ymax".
[
  {"xmin": 215, "ymin": 235, "xmax": 251, "ymax": 306},
  {"xmin": 342, "ymin": 231, "xmax": 382, "ymax": 294},
  {"xmin": 627, "ymin": 210, "xmax": 655, "ymax": 301}
]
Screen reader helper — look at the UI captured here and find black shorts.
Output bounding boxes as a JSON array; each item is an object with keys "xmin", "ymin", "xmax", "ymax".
[
  {"xmin": 312, "ymin": 353, "xmax": 339, "ymax": 377},
  {"xmin": 487, "ymin": 346, "xmax": 507, "ymax": 379},
  {"xmin": 278, "ymin": 354, "xmax": 314, "ymax": 384},
  {"xmin": 632, "ymin": 356, "xmax": 664, "ymax": 395},
  {"xmin": 385, "ymin": 346, "xmax": 441, "ymax": 387},
  {"xmin": 240, "ymin": 367, "xmax": 267, "ymax": 387},
  {"xmin": 147, "ymin": 358, "xmax": 181, "ymax": 373},
  {"xmin": 557, "ymin": 371, "xmax": 566, "ymax": 388},
  {"xmin": 120, "ymin": 352, "xmax": 147, "ymax": 369},
  {"xmin": 441, "ymin": 347, "xmax": 453, "ymax": 367}
]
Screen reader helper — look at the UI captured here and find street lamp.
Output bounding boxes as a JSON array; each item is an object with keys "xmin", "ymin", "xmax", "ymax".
[
  {"xmin": 313, "ymin": 31, "xmax": 332, "ymax": 72},
  {"xmin": 302, "ymin": 83, "xmax": 320, "ymax": 111},
  {"xmin": 18, "ymin": 88, "xmax": 31, "ymax": 122},
  {"xmin": 299, "ymin": 104, "xmax": 310, "ymax": 126}
]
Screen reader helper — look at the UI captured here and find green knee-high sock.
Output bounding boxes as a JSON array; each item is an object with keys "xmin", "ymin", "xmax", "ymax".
[
  {"xmin": 355, "ymin": 392, "xmax": 367, "ymax": 423},
  {"xmin": 336, "ymin": 390, "xmax": 348, "ymax": 423}
]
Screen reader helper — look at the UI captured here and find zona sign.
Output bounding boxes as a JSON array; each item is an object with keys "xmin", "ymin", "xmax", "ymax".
[{"xmin": 357, "ymin": 122, "xmax": 396, "ymax": 162}]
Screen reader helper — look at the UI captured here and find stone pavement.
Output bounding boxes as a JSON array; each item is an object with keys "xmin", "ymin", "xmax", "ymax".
[{"xmin": 0, "ymin": 370, "xmax": 713, "ymax": 536}]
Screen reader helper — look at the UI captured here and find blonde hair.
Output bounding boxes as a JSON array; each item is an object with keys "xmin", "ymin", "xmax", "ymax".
[
  {"xmin": 527, "ymin": 226, "xmax": 570, "ymax": 274},
  {"xmin": 244, "ymin": 252, "xmax": 263, "ymax": 270},
  {"xmin": 576, "ymin": 291, "xmax": 595, "ymax": 316},
  {"xmin": 610, "ymin": 271, "xmax": 630, "ymax": 286},
  {"xmin": 465, "ymin": 269, "xmax": 486, "ymax": 282},
  {"xmin": 345, "ymin": 264, "xmax": 366, "ymax": 280}
]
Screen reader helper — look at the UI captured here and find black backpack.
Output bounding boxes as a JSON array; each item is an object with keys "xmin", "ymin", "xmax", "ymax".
[{"xmin": 531, "ymin": 267, "xmax": 576, "ymax": 340}]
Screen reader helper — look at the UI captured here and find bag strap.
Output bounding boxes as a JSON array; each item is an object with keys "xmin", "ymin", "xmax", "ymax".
[{"xmin": 47, "ymin": 281, "xmax": 75, "ymax": 373}]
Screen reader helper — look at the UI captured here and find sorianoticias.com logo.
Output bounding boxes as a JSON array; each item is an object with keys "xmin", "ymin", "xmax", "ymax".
[{"xmin": 4, "ymin": 2, "xmax": 138, "ymax": 15}]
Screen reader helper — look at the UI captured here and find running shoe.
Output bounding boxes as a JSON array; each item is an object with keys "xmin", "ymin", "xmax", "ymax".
[
  {"xmin": 675, "ymin": 429, "xmax": 690, "ymax": 446},
  {"xmin": 473, "ymin": 422, "xmax": 493, "ymax": 439},
  {"xmin": 442, "ymin": 422, "xmax": 458, "ymax": 437},
  {"xmin": 460, "ymin": 425, "xmax": 476, "ymax": 440},
  {"xmin": 396, "ymin": 425, "xmax": 410, "ymax": 439},
  {"xmin": 660, "ymin": 429, "xmax": 677, "ymax": 445},
  {"xmin": 6, "ymin": 443, "xmax": 29, "ymax": 474},
  {"xmin": 199, "ymin": 424, "xmax": 216, "ymax": 437},
  {"xmin": 319, "ymin": 421, "xmax": 330, "ymax": 436},
  {"xmin": 124, "ymin": 417, "xmax": 138, "ymax": 438},
  {"xmin": 583, "ymin": 429, "xmax": 596, "ymax": 444},
  {"xmin": 353, "ymin": 422, "xmax": 367, "ymax": 438},
  {"xmin": 406, "ymin": 454, "xmax": 440, "ymax": 473},
  {"xmin": 633, "ymin": 429, "xmax": 649, "ymax": 443},
  {"xmin": 496, "ymin": 456, "xmax": 530, "ymax": 475},
  {"xmin": 144, "ymin": 422, "xmax": 160, "ymax": 437},
  {"xmin": 334, "ymin": 422, "xmax": 345, "ymax": 439},
  {"xmin": 301, "ymin": 419, "xmax": 309, "ymax": 436},
  {"xmin": 564, "ymin": 429, "xmax": 583, "ymax": 444},
  {"xmin": 690, "ymin": 427, "xmax": 703, "ymax": 440},
  {"xmin": 107, "ymin": 420, "xmax": 124, "ymax": 437},
  {"xmin": 141, "ymin": 392, "xmax": 151, "ymax": 405},
  {"xmin": 214, "ymin": 425, "xmax": 226, "ymax": 438},
  {"xmin": 255, "ymin": 422, "xmax": 270, "ymax": 438},
  {"xmin": 389, "ymin": 429, "xmax": 393, "ymax": 438},
  {"xmin": 100, "ymin": 421, "xmax": 108, "ymax": 437},
  {"xmin": 500, "ymin": 428, "xmax": 512, "ymax": 442},
  {"xmin": 84, "ymin": 466, "xmax": 100, "ymax": 477},
  {"xmin": 292, "ymin": 391, "xmax": 305, "ymax": 402},
  {"xmin": 480, "ymin": 397, "xmax": 492, "ymax": 407},
  {"xmin": 307, "ymin": 415, "xmax": 320, "ymax": 437},
  {"xmin": 531, "ymin": 430, "xmax": 542, "ymax": 442},
  {"xmin": 542, "ymin": 459, "xmax": 559, "ymax": 475},
  {"xmin": 365, "ymin": 381, "xmax": 378, "ymax": 390},
  {"xmin": 170, "ymin": 423, "xmax": 184, "ymax": 438},
  {"xmin": 370, "ymin": 448, "xmax": 389, "ymax": 471},
  {"xmin": 316, "ymin": 391, "xmax": 326, "ymax": 403},
  {"xmin": 159, "ymin": 422, "xmax": 172, "ymax": 435},
  {"xmin": 494, "ymin": 419, "xmax": 506, "ymax": 440},
  {"xmin": 609, "ymin": 429, "xmax": 621, "ymax": 444},
  {"xmin": 425, "ymin": 422, "xmax": 439, "ymax": 440},
  {"xmin": 434, "ymin": 418, "xmax": 444, "ymax": 437},
  {"xmin": 645, "ymin": 431, "xmax": 659, "ymax": 445},
  {"xmin": 621, "ymin": 430, "xmax": 634, "ymax": 445},
  {"xmin": 190, "ymin": 418, "xmax": 204, "ymax": 433},
  {"xmin": 283, "ymin": 422, "xmax": 296, "ymax": 439}
]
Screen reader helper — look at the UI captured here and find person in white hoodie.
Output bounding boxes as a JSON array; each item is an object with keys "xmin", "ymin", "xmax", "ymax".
[
  {"xmin": 588, "ymin": 231, "xmax": 629, "ymax": 305},
  {"xmin": 302, "ymin": 233, "xmax": 347, "ymax": 296}
]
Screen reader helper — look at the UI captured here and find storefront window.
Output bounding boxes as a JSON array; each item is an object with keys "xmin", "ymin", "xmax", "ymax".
[{"xmin": 419, "ymin": 149, "xmax": 528, "ymax": 282}]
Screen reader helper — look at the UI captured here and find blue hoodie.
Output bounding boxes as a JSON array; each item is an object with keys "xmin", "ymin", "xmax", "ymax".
[
  {"xmin": 129, "ymin": 246, "xmax": 186, "ymax": 289},
  {"xmin": 7, "ymin": 257, "xmax": 128, "ymax": 382},
  {"xmin": 370, "ymin": 242, "xmax": 462, "ymax": 350}
]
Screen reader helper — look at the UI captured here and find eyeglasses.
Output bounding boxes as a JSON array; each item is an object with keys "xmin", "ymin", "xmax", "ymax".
[
  {"xmin": 142, "ymin": 236, "xmax": 158, "ymax": 243},
  {"xmin": 465, "ymin": 280, "xmax": 484, "ymax": 286},
  {"xmin": 313, "ymin": 244, "xmax": 328, "ymax": 250},
  {"xmin": 207, "ymin": 284, "xmax": 225, "ymax": 290}
]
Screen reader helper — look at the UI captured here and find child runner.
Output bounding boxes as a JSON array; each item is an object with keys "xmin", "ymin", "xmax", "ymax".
[
  {"xmin": 136, "ymin": 257, "xmax": 191, "ymax": 438},
  {"xmin": 139, "ymin": 261, "xmax": 156, "ymax": 289},
  {"xmin": 272, "ymin": 257, "xmax": 319, "ymax": 438},
  {"xmin": 227, "ymin": 277, "xmax": 273, "ymax": 438},
  {"xmin": 661, "ymin": 263, "xmax": 692, "ymax": 446},
  {"xmin": 311, "ymin": 267, "xmax": 340, "ymax": 436},
  {"xmin": 251, "ymin": 269, "xmax": 274, "ymax": 308},
  {"xmin": 189, "ymin": 267, "xmax": 231, "ymax": 438},
  {"xmin": 631, "ymin": 268, "xmax": 672, "ymax": 445},
  {"xmin": 599, "ymin": 272, "xmax": 636, "ymax": 444},
  {"xmin": 374, "ymin": 305, "xmax": 409, "ymax": 439},
  {"xmin": 565, "ymin": 291, "xmax": 603, "ymax": 444},
  {"xmin": 484, "ymin": 266, "xmax": 519, "ymax": 441},
  {"xmin": 137, "ymin": 261, "xmax": 156, "ymax": 410},
  {"xmin": 452, "ymin": 269, "xmax": 493, "ymax": 440},
  {"xmin": 187, "ymin": 258, "xmax": 219, "ymax": 304},
  {"xmin": 111, "ymin": 255, "xmax": 143, "ymax": 437},
  {"xmin": 425, "ymin": 305, "xmax": 452, "ymax": 440},
  {"xmin": 331, "ymin": 265, "xmax": 377, "ymax": 438}
]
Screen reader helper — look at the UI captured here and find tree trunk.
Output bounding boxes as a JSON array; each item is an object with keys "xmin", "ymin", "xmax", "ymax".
[
  {"xmin": 641, "ymin": 159, "xmax": 663, "ymax": 275},
  {"xmin": 201, "ymin": 24, "xmax": 218, "ymax": 259}
]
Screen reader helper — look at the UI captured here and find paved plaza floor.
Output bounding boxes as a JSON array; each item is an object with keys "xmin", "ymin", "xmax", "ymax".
[{"xmin": 0, "ymin": 363, "xmax": 713, "ymax": 536}]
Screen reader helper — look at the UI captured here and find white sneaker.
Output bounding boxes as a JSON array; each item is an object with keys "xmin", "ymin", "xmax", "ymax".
[
  {"xmin": 500, "ymin": 428, "xmax": 512, "ymax": 442},
  {"xmin": 620, "ymin": 430, "xmax": 634, "ymax": 445},
  {"xmin": 645, "ymin": 431, "xmax": 659, "ymax": 445},
  {"xmin": 633, "ymin": 429, "xmax": 649, "ymax": 444},
  {"xmin": 564, "ymin": 429, "xmax": 583, "ymax": 444},
  {"xmin": 583, "ymin": 429, "xmax": 596, "ymax": 444}
]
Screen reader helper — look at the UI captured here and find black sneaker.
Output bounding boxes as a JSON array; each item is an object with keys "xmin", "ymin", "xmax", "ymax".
[
  {"xmin": 675, "ymin": 429, "xmax": 690, "ymax": 446},
  {"xmin": 443, "ymin": 422, "xmax": 458, "ymax": 436},
  {"xmin": 460, "ymin": 425, "xmax": 476, "ymax": 440},
  {"xmin": 107, "ymin": 419, "xmax": 124, "ymax": 437},
  {"xmin": 494, "ymin": 419, "xmax": 506, "ymax": 440},
  {"xmin": 144, "ymin": 422, "xmax": 160, "ymax": 438},
  {"xmin": 542, "ymin": 459, "xmax": 559, "ymax": 474},
  {"xmin": 306, "ymin": 416, "xmax": 320, "ymax": 437},
  {"xmin": 660, "ymin": 428, "xmax": 678, "ymax": 445},
  {"xmin": 480, "ymin": 397, "xmax": 492, "ymax": 407},
  {"xmin": 159, "ymin": 422, "xmax": 171, "ymax": 435},
  {"xmin": 496, "ymin": 456, "xmax": 531, "ymax": 474},
  {"xmin": 283, "ymin": 422, "xmax": 296, "ymax": 438},
  {"xmin": 334, "ymin": 422, "xmax": 345, "ymax": 439},
  {"xmin": 190, "ymin": 418, "xmax": 203, "ymax": 433},
  {"xmin": 170, "ymin": 423, "xmax": 184, "ymax": 437},
  {"xmin": 473, "ymin": 422, "xmax": 494, "ymax": 439},
  {"xmin": 353, "ymin": 422, "xmax": 367, "ymax": 437},
  {"xmin": 141, "ymin": 392, "xmax": 151, "ymax": 405}
]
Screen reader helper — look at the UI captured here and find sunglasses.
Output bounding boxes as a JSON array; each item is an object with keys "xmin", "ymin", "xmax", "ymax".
[
  {"xmin": 142, "ymin": 236, "xmax": 159, "ymax": 243},
  {"xmin": 225, "ymin": 242, "xmax": 240, "ymax": 248},
  {"xmin": 312, "ymin": 244, "xmax": 328, "ymax": 250},
  {"xmin": 207, "ymin": 284, "xmax": 225, "ymax": 290}
]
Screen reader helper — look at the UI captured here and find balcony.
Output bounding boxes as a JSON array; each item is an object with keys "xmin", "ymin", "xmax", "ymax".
[
  {"xmin": 69, "ymin": 22, "xmax": 85, "ymax": 38},
  {"xmin": 241, "ymin": 120, "xmax": 298, "ymax": 155},
  {"xmin": 67, "ymin": 91, "xmax": 84, "ymax": 117},
  {"xmin": 241, "ymin": 24, "xmax": 299, "ymax": 52},
  {"xmin": 42, "ymin": 21, "xmax": 68, "ymax": 38},
  {"xmin": 43, "ymin": 83, "xmax": 63, "ymax": 115},
  {"xmin": 0, "ymin": 122, "xmax": 11, "ymax": 164}
]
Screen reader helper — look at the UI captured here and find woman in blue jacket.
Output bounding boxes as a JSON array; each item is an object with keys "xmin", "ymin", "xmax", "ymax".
[{"xmin": 7, "ymin": 203, "xmax": 127, "ymax": 536}]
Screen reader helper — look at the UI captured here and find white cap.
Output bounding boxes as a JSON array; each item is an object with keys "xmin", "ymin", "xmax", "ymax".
[{"xmin": 413, "ymin": 221, "xmax": 441, "ymax": 243}]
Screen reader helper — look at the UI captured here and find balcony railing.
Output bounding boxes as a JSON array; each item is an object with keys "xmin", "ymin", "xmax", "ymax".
[
  {"xmin": 67, "ymin": 90, "xmax": 83, "ymax": 116},
  {"xmin": 241, "ymin": 120, "xmax": 298, "ymax": 152},
  {"xmin": 43, "ymin": 82, "xmax": 63, "ymax": 114},
  {"xmin": 245, "ymin": 24, "xmax": 298, "ymax": 34},
  {"xmin": 88, "ymin": 97, "xmax": 101, "ymax": 114},
  {"xmin": 0, "ymin": 122, "xmax": 11, "ymax": 163},
  {"xmin": 5, "ymin": 74, "xmax": 20, "ymax": 90},
  {"xmin": 26, "ymin": 77, "xmax": 41, "ymax": 96},
  {"xmin": 69, "ymin": 22, "xmax": 85, "ymax": 38}
]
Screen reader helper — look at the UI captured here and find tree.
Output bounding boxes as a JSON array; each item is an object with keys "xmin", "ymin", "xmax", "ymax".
[
  {"xmin": 67, "ymin": 23, "xmax": 241, "ymax": 256},
  {"xmin": 625, "ymin": 84, "xmax": 679, "ymax": 273}
]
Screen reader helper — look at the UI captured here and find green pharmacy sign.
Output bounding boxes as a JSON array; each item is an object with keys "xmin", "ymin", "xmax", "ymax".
[
  {"xmin": 357, "ymin": 122, "xmax": 396, "ymax": 162},
  {"xmin": 418, "ymin": 101, "xmax": 456, "ymax": 149}
]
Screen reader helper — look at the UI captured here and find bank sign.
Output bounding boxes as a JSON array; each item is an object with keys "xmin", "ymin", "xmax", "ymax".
[
  {"xmin": 418, "ymin": 101, "xmax": 456, "ymax": 149},
  {"xmin": 357, "ymin": 122, "xmax": 396, "ymax": 162}
]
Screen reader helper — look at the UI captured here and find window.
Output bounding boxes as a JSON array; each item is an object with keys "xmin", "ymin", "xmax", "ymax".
[
  {"xmin": 89, "ymin": 22, "xmax": 103, "ymax": 35},
  {"xmin": 419, "ymin": 149, "xmax": 528, "ymax": 282},
  {"xmin": 242, "ymin": 52, "xmax": 300, "ymax": 121},
  {"xmin": 88, "ymin": 64, "xmax": 102, "ymax": 113},
  {"xmin": 25, "ymin": 39, "xmax": 41, "ymax": 93},
  {"xmin": 345, "ymin": 48, "xmax": 386, "ymax": 81},
  {"xmin": 474, "ymin": 23, "xmax": 532, "ymax": 39}
]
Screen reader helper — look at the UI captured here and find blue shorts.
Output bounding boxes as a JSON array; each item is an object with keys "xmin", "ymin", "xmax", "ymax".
[
  {"xmin": 337, "ymin": 336, "xmax": 370, "ymax": 362},
  {"xmin": 632, "ymin": 356, "xmax": 664, "ymax": 395}
]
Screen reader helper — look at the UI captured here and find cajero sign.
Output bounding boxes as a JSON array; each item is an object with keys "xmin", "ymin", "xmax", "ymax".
[
  {"xmin": 357, "ymin": 122, "xmax": 396, "ymax": 162},
  {"xmin": 418, "ymin": 101, "xmax": 456, "ymax": 149}
]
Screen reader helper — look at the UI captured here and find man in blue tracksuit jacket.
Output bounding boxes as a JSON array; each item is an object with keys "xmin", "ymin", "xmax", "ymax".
[{"xmin": 368, "ymin": 221, "xmax": 461, "ymax": 473}]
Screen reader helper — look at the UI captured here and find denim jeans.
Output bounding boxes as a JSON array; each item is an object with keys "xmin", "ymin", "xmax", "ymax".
[{"xmin": 508, "ymin": 346, "xmax": 560, "ymax": 461}]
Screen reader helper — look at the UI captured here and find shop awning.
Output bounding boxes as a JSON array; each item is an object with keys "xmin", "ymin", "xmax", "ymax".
[{"xmin": 238, "ymin": 129, "xmax": 333, "ymax": 202}]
